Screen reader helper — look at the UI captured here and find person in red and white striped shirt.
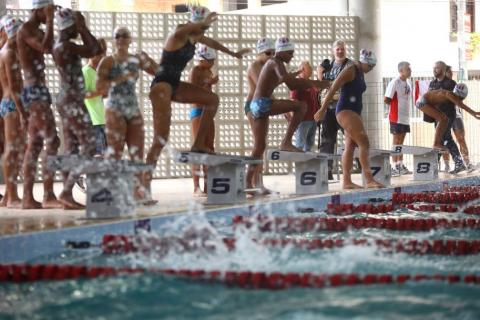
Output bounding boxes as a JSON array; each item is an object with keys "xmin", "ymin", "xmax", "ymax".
[{"xmin": 384, "ymin": 61, "xmax": 412, "ymax": 175}]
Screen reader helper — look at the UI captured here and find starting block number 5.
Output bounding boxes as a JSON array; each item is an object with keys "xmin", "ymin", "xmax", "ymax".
[{"xmin": 211, "ymin": 178, "xmax": 230, "ymax": 194}]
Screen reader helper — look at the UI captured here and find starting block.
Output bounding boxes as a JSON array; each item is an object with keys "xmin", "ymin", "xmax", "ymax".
[
  {"xmin": 392, "ymin": 145, "xmax": 441, "ymax": 181},
  {"xmin": 174, "ymin": 151, "xmax": 262, "ymax": 205},
  {"xmin": 338, "ymin": 147, "xmax": 395, "ymax": 186},
  {"xmin": 267, "ymin": 150, "xmax": 339, "ymax": 194},
  {"xmin": 48, "ymin": 155, "xmax": 152, "ymax": 219}
]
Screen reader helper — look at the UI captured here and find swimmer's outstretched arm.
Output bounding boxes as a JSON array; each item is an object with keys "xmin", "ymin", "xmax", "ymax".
[
  {"xmin": 138, "ymin": 51, "xmax": 160, "ymax": 76},
  {"xmin": 445, "ymin": 91, "xmax": 480, "ymax": 119},
  {"xmin": 198, "ymin": 36, "xmax": 250, "ymax": 59}
]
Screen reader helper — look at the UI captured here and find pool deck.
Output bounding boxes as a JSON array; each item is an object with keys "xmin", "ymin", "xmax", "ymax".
[{"xmin": 0, "ymin": 170, "xmax": 477, "ymax": 237}]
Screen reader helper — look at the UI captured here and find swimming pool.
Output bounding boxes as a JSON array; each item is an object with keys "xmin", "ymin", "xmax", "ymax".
[{"xmin": 1, "ymin": 176, "xmax": 479, "ymax": 319}]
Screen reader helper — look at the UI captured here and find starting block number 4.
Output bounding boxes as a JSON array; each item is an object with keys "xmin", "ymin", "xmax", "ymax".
[{"xmin": 392, "ymin": 145, "xmax": 439, "ymax": 181}]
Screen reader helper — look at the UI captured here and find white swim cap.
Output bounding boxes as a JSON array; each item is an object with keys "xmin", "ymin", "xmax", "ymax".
[
  {"xmin": 359, "ymin": 49, "xmax": 377, "ymax": 66},
  {"xmin": 256, "ymin": 38, "xmax": 275, "ymax": 54},
  {"xmin": 0, "ymin": 14, "xmax": 13, "ymax": 31},
  {"xmin": 189, "ymin": 6, "xmax": 210, "ymax": 23},
  {"xmin": 55, "ymin": 8, "xmax": 75, "ymax": 31},
  {"xmin": 275, "ymin": 37, "xmax": 294, "ymax": 52},
  {"xmin": 195, "ymin": 44, "xmax": 216, "ymax": 60},
  {"xmin": 32, "ymin": 0, "xmax": 54, "ymax": 9},
  {"xmin": 4, "ymin": 16, "xmax": 22, "ymax": 39},
  {"xmin": 453, "ymin": 83, "xmax": 468, "ymax": 99}
]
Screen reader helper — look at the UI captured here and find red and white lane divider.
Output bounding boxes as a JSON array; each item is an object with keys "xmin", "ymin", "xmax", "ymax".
[
  {"xmin": 100, "ymin": 234, "xmax": 480, "ymax": 256},
  {"xmin": 0, "ymin": 264, "xmax": 479, "ymax": 289},
  {"xmin": 392, "ymin": 191, "xmax": 479, "ymax": 205},
  {"xmin": 232, "ymin": 215, "xmax": 480, "ymax": 232},
  {"xmin": 325, "ymin": 203, "xmax": 462, "ymax": 215}
]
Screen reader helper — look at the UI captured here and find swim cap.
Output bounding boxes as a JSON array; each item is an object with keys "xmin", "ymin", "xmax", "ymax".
[
  {"xmin": 4, "ymin": 16, "xmax": 22, "ymax": 39},
  {"xmin": 32, "ymin": 0, "xmax": 54, "ymax": 9},
  {"xmin": 0, "ymin": 15, "xmax": 13, "ymax": 31},
  {"xmin": 190, "ymin": 6, "xmax": 209, "ymax": 23},
  {"xmin": 453, "ymin": 83, "xmax": 468, "ymax": 99},
  {"xmin": 359, "ymin": 49, "xmax": 377, "ymax": 66},
  {"xmin": 256, "ymin": 38, "xmax": 275, "ymax": 54},
  {"xmin": 275, "ymin": 37, "xmax": 294, "ymax": 52},
  {"xmin": 195, "ymin": 44, "xmax": 216, "ymax": 60},
  {"xmin": 55, "ymin": 8, "xmax": 75, "ymax": 31}
]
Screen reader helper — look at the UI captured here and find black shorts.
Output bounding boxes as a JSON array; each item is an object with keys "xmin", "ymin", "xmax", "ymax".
[{"xmin": 390, "ymin": 122, "xmax": 410, "ymax": 134}]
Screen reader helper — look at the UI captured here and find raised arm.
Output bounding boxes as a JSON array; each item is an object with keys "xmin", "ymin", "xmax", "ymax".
[
  {"xmin": 65, "ymin": 12, "xmax": 100, "ymax": 58},
  {"xmin": 198, "ymin": 36, "xmax": 250, "ymax": 59},
  {"xmin": 20, "ymin": 5, "xmax": 55, "ymax": 53}
]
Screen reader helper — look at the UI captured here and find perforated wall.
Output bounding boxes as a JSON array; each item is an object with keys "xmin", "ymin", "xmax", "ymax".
[{"xmin": 8, "ymin": 10, "xmax": 358, "ymax": 179}]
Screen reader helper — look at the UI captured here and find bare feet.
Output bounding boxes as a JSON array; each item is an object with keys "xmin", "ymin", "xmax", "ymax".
[
  {"xmin": 280, "ymin": 143, "xmax": 303, "ymax": 153},
  {"xmin": 59, "ymin": 193, "xmax": 85, "ymax": 210},
  {"xmin": 42, "ymin": 196, "xmax": 64, "ymax": 209},
  {"xmin": 22, "ymin": 197, "xmax": 43, "ymax": 209},
  {"xmin": 134, "ymin": 186, "xmax": 158, "ymax": 206},
  {"xmin": 343, "ymin": 182, "xmax": 363, "ymax": 190},
  {"xmin": 193, "ymin": 188, "xmax": 207, "ymax": 198},
  {"xmin": 7, "ymin": 199, "xmax": 23, "ymax": 209},
  {"xmin": 365, "ymin": 180, "xmax": 386, "ymax": 189}
]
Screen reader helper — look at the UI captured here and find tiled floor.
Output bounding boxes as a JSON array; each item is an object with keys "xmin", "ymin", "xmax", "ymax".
[{"xmin": 0, "ymin": 170, "xmax": 473, "ymax": 236}]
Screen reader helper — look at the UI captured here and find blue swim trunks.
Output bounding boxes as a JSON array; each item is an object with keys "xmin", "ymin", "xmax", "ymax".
[
  {"xmin": 190, "ymin": 107, "xmax": 203, "ymax": 120},
  {"xmin": 0, "ymin": 98, "xmax": 16, "ymax": 117},
  {"xmin": 21, "ymin": 84, "xmax": 52, "ymax": 111},
  {"xmin": 250, "ymin": 97, "xmax": 272, "ymax": 119},
  {"xmin": 244, "ymin": 100, "xmax": 251, "ymax": 115}
]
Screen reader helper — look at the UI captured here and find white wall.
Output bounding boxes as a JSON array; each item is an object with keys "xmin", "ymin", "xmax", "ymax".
[{"xmin": 381, "ymin": 0, "xmax": 458, "ymax": 77}]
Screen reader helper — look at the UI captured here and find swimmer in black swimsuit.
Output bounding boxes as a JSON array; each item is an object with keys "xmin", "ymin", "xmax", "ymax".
[{"xmin": 145, "ymin": 6, "xmax": 250, "ymax": 191}]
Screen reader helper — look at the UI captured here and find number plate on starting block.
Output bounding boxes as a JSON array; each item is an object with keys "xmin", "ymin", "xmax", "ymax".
[
  {"xmin": 392, "ymin": 145, "xmax": 440, "ymax": 181},
  {"xmin": 174, "ymin": 151, "xmax": 262, "ymax": 205},
  {"xmin": 268, "ymin": 150, "xmax": 334, "ymax": 195}
]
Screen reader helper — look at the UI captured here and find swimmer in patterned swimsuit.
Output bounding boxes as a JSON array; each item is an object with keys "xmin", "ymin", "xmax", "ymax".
[
  {"xmin": 315, "ymin": 49, "xmax": 384, "ymax": 190},
  {"xmin": 146, "ymin": 6, "xmax": 250, "ymax": 192},
  {"xmin": 0, "ymin": 16, "xmax": 27, "ymax": 208},
  {"xmin": 17, "ymin": 0, "xmax": 62, "ymax": 209},
  {"xmin": 52, "ymin": 8, "xmax": 101, "ymax": 209},
  {"xmin": 96, "ymin": 26, "xmax": 159, "ymax": 201}
]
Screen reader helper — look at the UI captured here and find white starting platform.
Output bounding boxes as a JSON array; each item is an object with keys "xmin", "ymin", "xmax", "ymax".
[
  {"xmin": 392, "ymin": 145, "xmax": 442, "ymax": 181},
  {"xmin": 173, "ymin": 151, "xmax": 263, "ymax": 205},
  {"xmin": 47, "ymin": 155, "xmax": 152, "ymax": 219},
  {"xmin": 338, "ymin": 147, "xmax": 396, "ymax": 187},
  {"xmin": 267, "ymin": 150, "xmax": 340, "ymax": 195}
]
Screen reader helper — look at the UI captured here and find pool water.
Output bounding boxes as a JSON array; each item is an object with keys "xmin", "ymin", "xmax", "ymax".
[{"xmin": 1, "ymin": 199, "xmax": 480, "ymax": 319}]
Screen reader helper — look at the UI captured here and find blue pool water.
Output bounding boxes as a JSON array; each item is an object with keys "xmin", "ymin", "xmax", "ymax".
[{"xmin": 1, "ymin": 191, "xmax": 480, "ymax": 319}]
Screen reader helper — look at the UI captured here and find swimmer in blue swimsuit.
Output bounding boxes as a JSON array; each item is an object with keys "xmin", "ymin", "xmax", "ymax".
[
  {"xmin": 315, "ymin": 49, "xmax": 384, "ymax": 190},
  {"xmin": 0, "ymin": 16, "xmax": 27, "ymax": 208},
  {"xmin": 97, "ymin": 26, "xmax": 159, "ymax": 202},
  {"xmin": 245, "ymin": 37, "xmax": 329, "ymax": 193},
  {"xmin": 188, "ymin": 44, "xmax": 218, "ymax": 196},
  {"xmin": 146, "ymin": 6, "xmax": 250, "ymax": 192}
]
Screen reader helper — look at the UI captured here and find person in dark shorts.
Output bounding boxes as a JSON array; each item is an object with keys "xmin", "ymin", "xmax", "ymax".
[{"xmin": 384, "ymin": 61, "xmax": 412, "ymax": 176}]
